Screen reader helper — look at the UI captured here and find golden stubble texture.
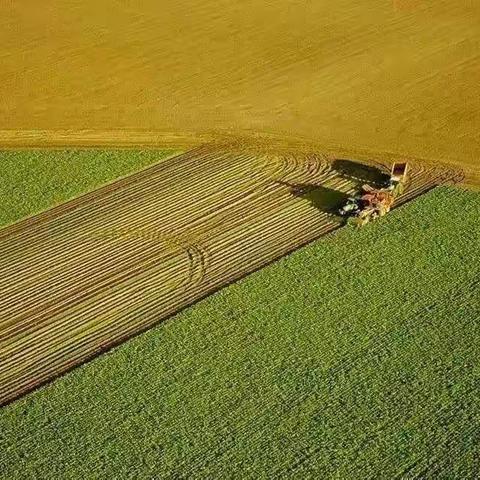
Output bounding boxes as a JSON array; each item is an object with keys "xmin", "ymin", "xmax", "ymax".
[{"xmin": 1, "ymin": 1, "xmax": 479, "ymax": 181}]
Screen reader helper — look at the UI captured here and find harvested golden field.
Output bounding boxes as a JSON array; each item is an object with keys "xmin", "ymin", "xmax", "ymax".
[
  {"xmin": 1, "ymin": 1, "xmax": 479, "ymax": 182},
  {"xmin": 0, "ymin": 146, "xmax": 460, "ymax": 405}
]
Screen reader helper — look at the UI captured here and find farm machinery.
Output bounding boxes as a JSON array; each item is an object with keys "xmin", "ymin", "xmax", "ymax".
[{"xmin": 339, "ymin": 162, "xmax": 408, "ymax": 226}]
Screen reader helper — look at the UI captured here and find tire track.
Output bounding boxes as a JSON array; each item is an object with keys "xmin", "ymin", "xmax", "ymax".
[{"xmin": 0, "ymin": 145, "xmax": 460, "ymax": 405}]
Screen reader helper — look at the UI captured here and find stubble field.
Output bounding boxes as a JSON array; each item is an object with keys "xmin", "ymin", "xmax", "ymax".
[
  {"xmin": 0, "ymin": 145, "xmax": 461, "ymax": 406},
  {"xmin": 1, "ymin": 1, "xmax": 479, "ymax": 182}
]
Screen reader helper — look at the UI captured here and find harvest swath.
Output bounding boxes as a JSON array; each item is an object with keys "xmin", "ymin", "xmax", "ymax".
[{"xmin": 0, "ymin": 145, "xmax": 459, "ymax": 405}]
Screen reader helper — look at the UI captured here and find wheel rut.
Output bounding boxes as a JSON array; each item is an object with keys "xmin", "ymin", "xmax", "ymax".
[{"xmin": 0, "ymin": 144, "xmax": 462, "ymax": 405}]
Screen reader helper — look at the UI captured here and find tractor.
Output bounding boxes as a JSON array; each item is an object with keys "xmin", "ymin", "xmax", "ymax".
[{"xmin": 339, "ymin": 162, "xmax": 408, "ymax": 226}]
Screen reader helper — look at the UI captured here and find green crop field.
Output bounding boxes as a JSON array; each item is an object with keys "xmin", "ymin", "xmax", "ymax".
[
  {"xmin": 0, "ymin": 150, "xmax": 179, "ymax": 228},
  {"xmin": 1, "ymin": 177, "xmax": 479, "ymax": 478}
]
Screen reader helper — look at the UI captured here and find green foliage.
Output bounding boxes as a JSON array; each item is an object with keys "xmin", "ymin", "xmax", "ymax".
[
  {"xmin": 0, "ymin": 149, "xmax": 179, "ymax": 227},
  {"xmin": 0, "ymin": 185, "xmax": 479, "ymax": 479}
]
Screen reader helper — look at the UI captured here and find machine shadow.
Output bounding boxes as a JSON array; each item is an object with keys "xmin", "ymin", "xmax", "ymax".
[
  {"xmin": 332, "ymin": 159, "xmax": 389, "ymax": 187},
  {"xmin": 278, "ymin": 181, "xmax": 348, "ymax": 215},
  {"xmin": 276, "ymin": 159, "xmax": 391, "ymax": 218}
]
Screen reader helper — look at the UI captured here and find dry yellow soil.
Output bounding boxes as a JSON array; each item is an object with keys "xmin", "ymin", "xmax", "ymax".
[
  {"xmin": 1, "ymin": 1, "xmax": 479, "ymax": 182},
  {"xmin": 0, "ymin": 145, "xmax": 460, "ymax": 405}
]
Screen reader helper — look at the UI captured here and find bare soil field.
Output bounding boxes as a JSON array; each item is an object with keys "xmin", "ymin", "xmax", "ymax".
[
  {"xmin": 0, "ymin": 145, "xmax": 460, "ymax": 405},
  {"xmin": 0, "ymin": 1, "xmax": 479, "ymax": 183}
]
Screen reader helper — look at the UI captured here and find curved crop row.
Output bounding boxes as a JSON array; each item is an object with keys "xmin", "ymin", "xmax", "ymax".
[{"xmin": 0, "ymin": 145, "xmax": 460, "ymax": 405}]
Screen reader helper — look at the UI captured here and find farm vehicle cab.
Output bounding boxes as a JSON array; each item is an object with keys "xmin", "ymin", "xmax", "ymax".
[{"xmin": 339, "ymin": 162, "xmax": 408, "ymax": 226}]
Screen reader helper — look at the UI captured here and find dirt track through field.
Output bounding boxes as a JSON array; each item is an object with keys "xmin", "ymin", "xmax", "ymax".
[{"xmin": 0, "ymin": 146, "xmax": 461, "ymax": 405}]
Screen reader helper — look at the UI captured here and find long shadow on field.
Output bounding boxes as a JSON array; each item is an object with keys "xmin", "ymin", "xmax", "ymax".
[
  {"xmin": 277, "ymin": 159, "xmax": 390, "ymax": 217},
  {"xmin": 332, "ymin": 159, "xmax": 390, "ymax": 187},
  {"xmin": 279, "ymin": 181, "xmax": 348, "ymax": 215}
]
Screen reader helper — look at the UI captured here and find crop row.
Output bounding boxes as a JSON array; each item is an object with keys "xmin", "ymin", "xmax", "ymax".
[{"xmin": 0, "ymin": 146, "xmax": 459, "ymax": 405}]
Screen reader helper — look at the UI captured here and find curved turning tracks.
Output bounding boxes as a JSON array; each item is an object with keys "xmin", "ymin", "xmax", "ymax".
[{"xmin": 0, "ymin": 145, "xmax": 461, "ymax": 405}]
